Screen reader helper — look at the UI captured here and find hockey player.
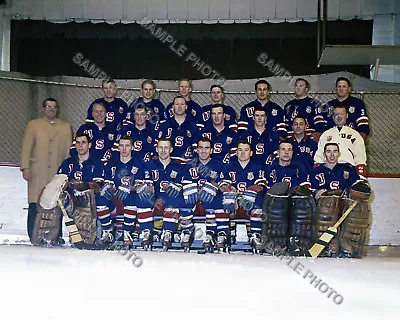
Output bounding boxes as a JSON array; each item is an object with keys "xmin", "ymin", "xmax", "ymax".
[
  {"xmin": 96, "ymin": 136, "xmax": 148, "ymax": 247},
  {"xmin": 323, "ymin": 77, "xmax": 370, "ymax": 140},
  {"xmin": 238, "ymin": 80, "xmax": 286, "ymax": 139},
  {"xmin": 125, "ymin": 79, "xmax": 166, "ymax": 127},
  {"xmin": 156, "ymin": 96, "xmax": 201, "ymax": 163},
  {"xmin": 86, "ymin": 79, "xmax": 128, "ymax": 131},
  {"xmin": 239, "ymin": 106, "xmax": 280, "ymax": 165},
  {"xmin": 283, "ymin": 78, "xmax": 325, "ymax": 142},
  {"xmin": 310, "ymin": 142, "xmax": 370, "ymax": 257},
  {"xmin": 219, "ymin": 141, "xmax": 268, "ymax": 253},
  {"xmin": 182, "ymin": 137, "xmax": 228, "ymax": 251},
  {"xmin": 144, "ymin": 139, "xmax": 186, "ymax": 251},
  {"xmin": 197, "ymin": 85, "xmax": 237, "ymax": 131},
  {"xmin": 113, "ymin": 104, "xmax": 156, "ymax": 162},
  {"xmin": 165, "ymin": 79, "xmax": 202, "ymax": 121},
  {"xmin": 200, "ymin": 104, "xmax": 239, "ymax": 164},
  {"xmin": 314, "ymin": 103, "xmax": 367, "ymax": 177},
  {"xmin": 72, "ymin": 102, "xmax": 116, "ymax": 163}
]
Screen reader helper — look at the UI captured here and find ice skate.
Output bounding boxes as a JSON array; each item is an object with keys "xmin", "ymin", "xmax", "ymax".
[
  {"xmin": 162, "ymin": 230, "xmax": 172, "ymax": 252},
  {"xmin": 250, "ymin": 233, "xmax": 263, "ymax": 255},
  {"xmin": 123, "ymin": 231, "xmax": 134, "ymax": 249},
  {"xmin": 181, "ymin": 229, "xmax": 194, "ymax": 252},
  {"xmin": 201, "ymin": 231, "xmax": 216, "ymax": 253},
  {"xmin": 216, "ymin": 231, "xmax": 229, "ymax": 253},
  {"xmin": 98, "ymin": 230, "xmax": 114, "ymax": 246},
  {"xmin": 141, "ymin": 229, "xmax": 152, "ymax": 251}
]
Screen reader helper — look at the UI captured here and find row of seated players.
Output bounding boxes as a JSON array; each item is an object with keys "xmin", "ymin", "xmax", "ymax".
[
  {"xmin": 73, "ymin": 97, "xmax": 367, "ymax": 179},
  {"xmin": 84, "ymin": 76, "xmax": 369, "ymax": 141},
  {"xmin": 60, "ymin": 132, "xmax": 369, "ymax": 257}
]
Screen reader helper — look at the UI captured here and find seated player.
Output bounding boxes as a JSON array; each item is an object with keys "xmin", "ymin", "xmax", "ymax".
[
  {"xmin": 200, "ymin": 104, "xmax": 238, "ymax": 164},
  {"xmin": 143, "ymin": 139, "xmax": 186, "ymax": 251},
  {"xmin": 165, "ymin": 79, "xmax": 202, "ymax": 121},
  {"xmin": 197, "ymin": 85, "xmax": 237, "ymax": 131},
  {"xmin": 220, "ymin": 141, "xmax": 268, "ymax": 254},
  {"xmin": 96, "ymin": 135, "xmax": 147, "ymax": 247},
  {"xmin": 310, "ymin": 142, "xmax": 370, "ymax": 257},
  {"xmin": 86, "ymin": 79, "xmax": 128, "ymax": 131},
  {"xmin": 113, "ymin": 104, "xmax": 156, "ymax": 162},
  {"xmin": 239, "ymin": 106, "xmax": 280, "ymax": 165},
  {"xmin": 182, "ymin": 137, "xmax": 227, "ymax": 252},
  {"xmin": 57, "ymin": 133, "xmax": 103, "ymax": 244},
  {"xmin": 72, "ymin": 102, "xmax": 116, "ymax": 163},
  {"xmin": 157, "ymin": 96, "xmax": 200, "ymax": 163}
]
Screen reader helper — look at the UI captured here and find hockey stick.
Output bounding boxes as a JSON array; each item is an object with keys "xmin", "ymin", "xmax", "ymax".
[
  {"xmin": 57, "ymin": 198, "xmax": 86, "ymax": 249},
  {"xmin": 308, "ymin": 200, "xmax": 358, "ymax": 258}
]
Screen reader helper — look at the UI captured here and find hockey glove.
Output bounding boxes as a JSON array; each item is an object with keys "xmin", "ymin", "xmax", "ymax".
[
  {"xmin": 99, "ymin": 183, "xmax": 114, "ymax": 200},
  {"xmin": 200, "ymin": 181, "xmax": 218, "ymax": 203},
  {"xmin": 115, "ymin": 184, "xmax": 131, "ymax": 201},
  {"xmin": 222, "ymin": 191, "xmax": 237, "ymax": 214},
  {"xmin": 166, "ymin": 183, "xmax": 182, "ymax": 198},
  {"xmin": 239, "ymin": 190, "xmax": 258, "ymax": 211},
  {"xmin": 183, "ymin": 183, "xmax": 198, "ymax": 204}
]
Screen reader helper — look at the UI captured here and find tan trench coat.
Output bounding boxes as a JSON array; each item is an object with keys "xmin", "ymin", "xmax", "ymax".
[{"xmin": 20, "ymin": 117, "xmax": 72, "ymax": 203}]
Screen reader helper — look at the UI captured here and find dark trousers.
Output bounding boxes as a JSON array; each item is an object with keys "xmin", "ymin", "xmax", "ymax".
[{"xmin": 27, "ymin": 202, "xmax": 63, "ymax": 242}]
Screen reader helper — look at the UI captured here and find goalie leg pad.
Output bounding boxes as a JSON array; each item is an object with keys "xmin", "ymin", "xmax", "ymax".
[
  {"xmin": 262, "ymin": 194, "xmax": 290, "ymax": 251},
  {"xmin": 339, "ymin": 199, "xmax": 369, "ymax": 258},
  {"xmin": 31, "ymin": 203, "xmax": 62, "ymax": 246},
  {"xmin": 316, "ymin": 195, "xmax": 341, "ymax": 257},
  {"xmin": 289, "ymin": 193, "xmax": 317, "ymax": 255}
]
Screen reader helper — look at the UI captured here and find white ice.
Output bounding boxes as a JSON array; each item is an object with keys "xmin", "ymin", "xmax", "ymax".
[{"xmin": 0, "ymin": 245, "xmax": 400, "ymax": 320}]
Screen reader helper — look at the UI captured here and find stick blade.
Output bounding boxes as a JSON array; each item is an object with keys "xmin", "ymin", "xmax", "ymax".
[{"xmin": 308, "ymin": 227, "xmax": 338, "ymax": 257}]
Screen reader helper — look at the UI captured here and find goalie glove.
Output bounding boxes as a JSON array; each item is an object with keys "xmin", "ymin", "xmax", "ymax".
[
  {"xmin": 200, "ymin": 181, "xmax": 218, "ymax": 203},
  {"xmin": 166, "ymin": 182, "xmax": 182, "ymax": 198},
  {"xmin": 136, "ymin": 183, "xmax": 155, "ymax": 202},
  {"xmin": 99, "ymin": 183, "xmax": 114, "ymax": 200},
  {"xmin": 183, "ymin": 183, "xmax": 198, "ymax": 204},
  {"xmin": 222, "ymin": 191, "xmax": 237, "ymax": 214},
  {"xmin": 115, "ymin": 184, "xmax": 131, "ymax": 201},
  {"xmin": 239, "ymin": 189, "xmax": 258, "ymax": 211}
]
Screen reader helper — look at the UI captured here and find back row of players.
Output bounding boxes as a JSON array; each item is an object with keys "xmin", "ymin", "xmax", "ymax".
[{"xmin": 61, "ymin": 76, "xmax": 369, "ymax": 255}]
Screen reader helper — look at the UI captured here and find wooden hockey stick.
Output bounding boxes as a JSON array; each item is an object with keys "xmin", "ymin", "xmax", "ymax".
[
  {"xmin": 57, "ymin": 198, "xmax": 85, "ymax": 248},
  {"xmin": 308, "ymin": 200, "xmax": 358, "ymax": 258}
]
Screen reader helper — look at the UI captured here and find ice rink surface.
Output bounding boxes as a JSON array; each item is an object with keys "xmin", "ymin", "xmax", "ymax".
[{"xmin": 1, "ymin": 245, "xmax": 400, "ymax": 320}]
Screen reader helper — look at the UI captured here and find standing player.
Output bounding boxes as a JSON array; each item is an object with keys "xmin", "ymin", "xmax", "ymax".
[
  {"xmin": 239, "ymin": 106, "xmax": 280, "ymax": 165},
  {"xmin": 283, "ymin": 78, "xmax": 325, "ymax": 142},
  {"xmin": 144, "ymin": 139, "xmax": 186, "ymax": 251},
  {"xmin": 86, "ymin": 79, "xmax": 128, "ymax": 131},
  {"xmin": 314, "ymin": 103, "xmax": 367, "ymax": 177},
  {"xmin": 238, "ymin": 80, "xmax": 286, "ymax": 139},
  {"xmin": 72, "ymin": 102, "xmax": 116, "ymax": 163},
  {"xmin": 165, "ymin": 79, "xmax": 202, "ymax": 121},
  {"xmin": 200, "ymin": 104, "xmax": 238, "ymax": 164},
  {"xmin": 113, "ymin": 104, "xmax": 156, "ymax": 162},
  {"xmin": 197, "ymin": 85, "xmax": 237, "ymax": 131},
  {"xmin": 157, "ymin": 96, "xmax": 200, "ymax": 163},
  {"xmin": 125, "ymin": 79, "xmax": 166, "ymax": 127},
  {"xmin": 323, "ymin": 77, "xmax": 370, "ymax": 140},
  {"xmin": 220, "ymin": 141, "xmax": 268, "ymax": 253}
]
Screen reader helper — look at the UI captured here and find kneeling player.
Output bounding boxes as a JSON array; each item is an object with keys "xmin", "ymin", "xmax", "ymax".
[{"xmin": 310, "ymin": 142, "xmax": 370, "ymax": 257}]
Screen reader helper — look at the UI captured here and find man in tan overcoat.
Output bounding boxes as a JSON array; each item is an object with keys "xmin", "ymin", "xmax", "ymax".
[{"xmin": 20, "ymin": 97, "xmax": 73, "ymax": 242}]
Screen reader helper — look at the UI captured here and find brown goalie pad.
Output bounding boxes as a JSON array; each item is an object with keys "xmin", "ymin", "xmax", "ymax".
[
  {"xmin": 31, "ymin": 189, "xmax": 63, "ymax": 246},
  {"xmin": 315, "ymin": 189, "xmax": 342, "ymax": 257},
  {"xmin": 69, "ymin": 189, "xmax": 98, "ymax": 245},
  {"xmin": 339, "ymin": 198, "xmax": 369, "ymax": 258}
]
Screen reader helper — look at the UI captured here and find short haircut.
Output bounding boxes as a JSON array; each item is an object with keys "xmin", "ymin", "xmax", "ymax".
[
  {"xmin": 237, "ymin": 140, "xmax": 252, "ymax": 149},
  {"xmin": 42, "ymin": 97, "xmax": 58, "ymax": 108},
  {"xmin": 198, "ymin": 137, "xmax": 213, "ymax": 149},
  {"xmin": 102, "ymin": 79, "xmax": 116, "ymax": 87},
  {"xmin": 210, "ymin": 84, "xmax": 224, "ymax": 93},
  {"xmin": 173, "ymin": 95, "xmax": 187, "ymax": 104},
  {"xmin": 119, "ymin": 135, "xmax": 134, "ymax": 146},
  {"xmin": 157, "ymin": 138, "xmax": 173, "ymax": 148},
  {"xmin": 336, "ymin": 76, "xmax": 351, "ymax": 87},
  {"xmin": 278, "ymin": 139, "xmax": 294, "ymax": 150},
  {"xmin": 75, "ymin": 132, "xmax": 91, "ymax": 144},
  {"xmin": 142, "ymin": 79, "xmax": 156, "ymax": 89},
  {"xmin": 92, "ymin": 102, "xmax": 106, "ymax": 110},
  {"xmin": 295, "ymin": 78, "xmax": 310, "ymax": 89},
  {"xmin": 292, "ymin": 114, "xmax": 306, "ymax": 123},
  {"xmin": 210, "ymin": 103, "xmax": 225, "ymax": 114},
  {"xmin": 324, "ymin": 142, "xmax": 340, "ymax": 153},
  {"xmin": 255, "ymin": 79, "xmax": 271, "ymax": 91},
  {"xmin": 179, "ymin": 78, "xmax": 193, "ymax": 90},
  {"xmin": 333, "ymin": 102, "xmax": 348, "ymax": 113},
  {"xmin": 253, "ymin": 106, "xmax": 267, "ymax": 116}
]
